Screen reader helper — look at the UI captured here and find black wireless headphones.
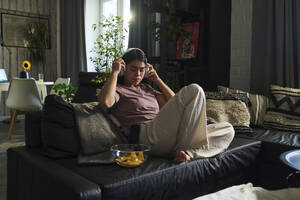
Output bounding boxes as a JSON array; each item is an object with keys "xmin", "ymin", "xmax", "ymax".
[{"xmin": 119, "ymin": 48, "xmax": 148, "ymax": 76}]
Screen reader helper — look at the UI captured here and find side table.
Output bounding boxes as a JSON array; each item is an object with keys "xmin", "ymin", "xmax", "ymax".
[{"xmin": 280, "ymin": 149, "xmax": 300, "ymax": 187}]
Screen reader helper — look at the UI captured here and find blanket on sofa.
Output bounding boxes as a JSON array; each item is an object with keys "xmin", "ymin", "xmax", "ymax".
[
  {"xmin": 72, "ymin": 102, "xmax": 127, "ymax": 165},
  {"xmin": 194, "ymin": 183, "xmax": 300, "ymax": 200}
]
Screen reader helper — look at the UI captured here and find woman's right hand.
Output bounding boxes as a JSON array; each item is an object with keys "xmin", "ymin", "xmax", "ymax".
[
  {"xmin": 112, "ymin": 58, "xmax": 126, "ymax": 75},
  {"xmin": 99, "ymin": 58, "xmax": 125, "ymax": 109}
]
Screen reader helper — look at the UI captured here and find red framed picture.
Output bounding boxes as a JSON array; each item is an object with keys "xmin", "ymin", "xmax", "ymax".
[{"xmin": 176, "ymin": 22, "xmax": 200, "ymax": 59}]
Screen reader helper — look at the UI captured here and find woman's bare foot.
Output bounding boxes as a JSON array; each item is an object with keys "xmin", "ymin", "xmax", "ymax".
[{"xmin": 173, "ymin": 151, "xmax": 191, "ymax": 164}]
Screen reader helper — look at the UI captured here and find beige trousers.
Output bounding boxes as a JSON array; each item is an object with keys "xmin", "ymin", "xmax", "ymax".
[{"xmin": 139, "ymin": 84, "xmax": 235, "ymax": 159}]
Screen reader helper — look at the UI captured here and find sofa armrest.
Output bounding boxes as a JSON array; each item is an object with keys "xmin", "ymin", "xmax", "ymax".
[
  {"xmin": 7, "ymin": 147, "xmax": 101, "ymax": 200},
  {"xmin": 254, "ymin": 142, "xmax": 298, "ymax": 189}
]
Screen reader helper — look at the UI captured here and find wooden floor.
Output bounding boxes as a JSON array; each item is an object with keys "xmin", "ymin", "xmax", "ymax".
[{"xmin": 0, "ymin": 116, "xmax": 25, "ymax": 200}]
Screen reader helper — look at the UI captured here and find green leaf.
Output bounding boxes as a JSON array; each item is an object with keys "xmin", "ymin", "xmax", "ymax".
[
  {"xmin": 52, "ymin": 83, "xmax": 77, "ymax": 102},
  {"xmin": 89, "ymin": 15, "xmax": 126, "ymax": 85}
]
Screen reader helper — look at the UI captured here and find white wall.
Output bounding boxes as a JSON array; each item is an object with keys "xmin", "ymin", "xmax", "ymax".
[
  {"xmin": 85, "ymin": 0, "xmax": 101, "ymax": 72},
  {"xmin": 230, "ymin": 0, "xmax": 253, "ymax": 91}
]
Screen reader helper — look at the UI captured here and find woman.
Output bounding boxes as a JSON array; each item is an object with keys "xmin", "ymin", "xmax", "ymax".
[{"xmin": 99, "ymin": 48, "xmax": 234, "ymax": 163}]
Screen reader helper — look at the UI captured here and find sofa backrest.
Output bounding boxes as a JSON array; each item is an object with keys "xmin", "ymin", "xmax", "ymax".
[
  {"xmin": 25, "ymin": 95, "xmax": 81, "ymax": 158},
  {"xmin": 73, "ymin": 72, "xmax": 104, "ymax": 103},
  {"xmin": 25, "ymin": 111, "xmax": 44, "ymax": 148}
]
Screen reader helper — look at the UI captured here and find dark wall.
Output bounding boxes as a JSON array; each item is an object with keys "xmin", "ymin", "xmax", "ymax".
[
  {"xmin": 163, "ymin": 0, "xmax": 231, "ymax": 91},
  {"xmin": 207, "ymin": 0, "xmax": 231, "ymax": 91}
]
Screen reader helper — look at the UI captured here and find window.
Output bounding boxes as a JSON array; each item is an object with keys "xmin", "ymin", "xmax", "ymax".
[{"xmin": 85, "ymin": 0, "xmax": 131, "ymax": 72}]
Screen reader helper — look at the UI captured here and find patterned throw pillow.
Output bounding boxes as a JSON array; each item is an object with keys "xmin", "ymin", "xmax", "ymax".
[
  {"xmin": 206, "ymin": 91, "xmax": 250, "ymax": 106},
  {"xmin": 205, "ymin": 91, "xmax": 252, "ymax": 133},
  {"xmin": 217, "ymin": 86, "xmax": 270, "ymax": 127},
  {"xmin": 72, "ymin": 102, "xmax": 127, "ymax": 155},
  {"xmin": 263, "ymin": 85, "xmax": 300, "ymax": 132}
]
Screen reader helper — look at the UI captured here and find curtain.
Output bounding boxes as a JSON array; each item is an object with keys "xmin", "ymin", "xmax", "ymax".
[
  {"xmin": 251, "ymin": 0, "xmax": 300, "ymax": 94},
  {"xmin": 60, "ymin": 0, "xmax": 87, "ymax": 87},
  {"xmin": 128, "ymin": 0, "xmax": 149, "ymax": 52}
]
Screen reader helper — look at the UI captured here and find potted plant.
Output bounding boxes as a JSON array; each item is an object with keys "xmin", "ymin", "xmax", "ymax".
[
  {"xmin": 150, "ymin": 0, "xmax": 183, "ymax": 58},
  {"xmin": 90, "ymin": 15, "xmax": 126, "ymax": 85},
  {"xmin": 19, "ymin": 60, "xmax": 31, "ymax": 78},
  {"xmin": 51, "ymin": 83, "xmax": 77, "ymax": 103}
]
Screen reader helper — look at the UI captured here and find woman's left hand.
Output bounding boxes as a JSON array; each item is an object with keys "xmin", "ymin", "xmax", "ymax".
[{"xmin": 145, "ymin": 64, "xmax": 160, "ymax": 83}]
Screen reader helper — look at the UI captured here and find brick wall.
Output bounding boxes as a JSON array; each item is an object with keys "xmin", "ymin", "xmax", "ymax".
[{"xmin": 230, "ymin": 0, "xmax": 253, "ymax": 91}]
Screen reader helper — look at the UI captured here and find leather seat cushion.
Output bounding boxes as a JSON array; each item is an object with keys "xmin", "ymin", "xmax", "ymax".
[
  {"xmin": 55, "ymin": 137, "xmax": 262, "ymax": 199},
  {"xmin": 237, "ymin": 128, "xmax": 300, "ymax": 147}
]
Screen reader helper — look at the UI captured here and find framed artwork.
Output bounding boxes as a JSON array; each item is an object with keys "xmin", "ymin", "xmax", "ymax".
[
  {"xmin": 176, "ymin": 22, "xmax": 200, "ymax": 59},
  {"xmin": 1, "ymin": 13, "xmax": 50, "ymax": 48}
]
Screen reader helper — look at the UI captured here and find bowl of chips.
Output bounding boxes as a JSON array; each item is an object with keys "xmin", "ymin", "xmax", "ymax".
[{"xmin": 111, "ymin": 144, "xmax": 150, "ymax": 167}]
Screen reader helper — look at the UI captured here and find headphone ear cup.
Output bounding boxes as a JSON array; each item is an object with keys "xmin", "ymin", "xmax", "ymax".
[{"xmin": 119, "ymin": 68, "xmax": 124, "ymax": 76}]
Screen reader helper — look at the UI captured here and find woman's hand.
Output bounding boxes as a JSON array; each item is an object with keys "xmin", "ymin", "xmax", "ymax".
[
  {"xmin": 99, "ymin": 58, "xmax": 124, "ymax": 109},
  {"xmin": 112, "ymin": 58, "xmax": 126, "ymax": 75},
  {"xmin": 145, "ymin": 63, "xmax": 175, "ymax": 108},
  {"xmin": 145, "ymin": 63, "xmax": 160, "ymax": 83}
]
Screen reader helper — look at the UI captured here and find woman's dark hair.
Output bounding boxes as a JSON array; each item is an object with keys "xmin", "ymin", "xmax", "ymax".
[
  {"xmin": 121, "ymin": 48, "xmax": 147, "ymax": 65},
  {"xmin": 118, "ymin": 48, "xmax": 149, "ymax": 85}
]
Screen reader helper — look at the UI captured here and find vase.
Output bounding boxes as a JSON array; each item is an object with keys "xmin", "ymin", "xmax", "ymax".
[{"xmin": 19, "ymin": 70, "xmax": 29, "ymax": 79}]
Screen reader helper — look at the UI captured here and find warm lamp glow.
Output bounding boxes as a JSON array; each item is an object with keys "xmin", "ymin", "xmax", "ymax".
[
  {"xmin": 123, "ymin": 11, "xmax": 133, "ymax": 24},
  {"xmin": 127, "ymin": 12, "xmax": 133, "ymax": 22}
]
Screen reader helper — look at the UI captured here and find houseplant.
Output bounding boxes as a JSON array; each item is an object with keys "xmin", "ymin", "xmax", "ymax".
[
  {"xmin": 51, "ymin": 83, "xmax": 77, "ymax": 103},
  {"xmin": 90, "ymin": 15, "xmax": 126, "ymax": 85},
  {"xmin": 151, "ymin": 0, "xmax": 183, "ymax": 43}
]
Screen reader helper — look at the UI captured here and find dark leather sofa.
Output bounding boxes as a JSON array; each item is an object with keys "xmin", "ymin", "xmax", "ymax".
[
  {"xmin": 6, "ymin": 73, "xmax": 300, "ymax": 199},
  {"xmin": 7, "ymin": 137, "xmax": 260, "ymax": 200},
  {"xmin": 7, "ymin": 111, "xmax": 300, "ymax": 200}
]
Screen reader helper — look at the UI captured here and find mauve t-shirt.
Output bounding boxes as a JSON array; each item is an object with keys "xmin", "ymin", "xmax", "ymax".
[{"xmin": 109, "ymin": 83, "xmax": 161, "ymax": 136}]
